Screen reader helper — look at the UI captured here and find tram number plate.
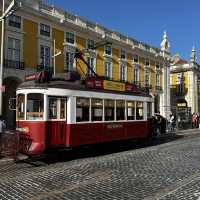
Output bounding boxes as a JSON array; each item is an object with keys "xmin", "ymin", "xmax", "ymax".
[{"xmin": 107, "ymin": 124, "xmax": 123, "ymax": 129}]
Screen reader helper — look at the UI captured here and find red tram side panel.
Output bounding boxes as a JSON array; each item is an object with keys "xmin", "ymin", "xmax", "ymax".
[
  {"xmin": 17, "ymin": 121, "xmax": 46, "ymax": 155},
  {"xmin": 17, "ymin": 120, "xmax": 152, "ymax": 155},
  {"xmin": 68, "ymin": 121, "xmax": 151, "ymax": 147}
]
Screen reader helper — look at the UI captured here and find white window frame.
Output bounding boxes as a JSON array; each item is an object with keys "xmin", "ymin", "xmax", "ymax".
[
  {"xmin": 133, "ymin": 64, "xmax": 140, "ymax": 84},
  {"xmin": 65, "ymin": 32, "xmax": 76, "ymax": 46},
  {"xmin": 40, "ymin": 23, "xmax": 51, "ymax": 37},
  {"xmin": 87, "ymin": 39, "xmax": 95, "ymax": 50},
  {"xmin": 8, "ymin": 14, "xmax": 21, "ymax": 29},
  {"xmin": 87, "ymin": 57, "xmax": 96, "ymax": 76},
  {"xmin": 7, "ymin": 37, "xmax": 21, "ymax": 61},
  {"xmin": 104, "ymin": 60, "xmax": 112, "ymax": 79},
  {"xmin": 120, "ymin": 49, "xmax": 126, "ymax": 60},
  {"xmin": 64, "ymin": 51, "xmax": 75, "ymax": 72},
  {"xmin": 104, "ymin": 45, "xmax": 112, "ymax": 56},
  {"xmin": 120, "ymin": 62, "xmax": 127, "ymax": 82},
  {"xmin": 40, "ymin": 45, "xmax": 51, "ymax": 69}
]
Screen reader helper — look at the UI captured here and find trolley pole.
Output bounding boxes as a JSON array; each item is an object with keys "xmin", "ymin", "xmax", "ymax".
[
  {"xmin": 52, "ymin": 39, "xmax": 61, "ymax": 76},
  {"xmin": 0, "ymin": 0, "xmax": 5, "ymax": 116},
  {"xmin": 0, "ymin": 0, "xmax": 22, "ymax": 115}
]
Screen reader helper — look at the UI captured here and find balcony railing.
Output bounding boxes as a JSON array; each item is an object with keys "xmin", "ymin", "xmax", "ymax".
[{"xmin": 4, "ymin": 59, "xmax": 24, "ymax": 70}]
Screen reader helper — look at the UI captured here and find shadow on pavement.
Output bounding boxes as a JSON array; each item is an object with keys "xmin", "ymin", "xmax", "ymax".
[{"xmin": 17, "ymin": 133, "xmax": 184, "ymax": 166}]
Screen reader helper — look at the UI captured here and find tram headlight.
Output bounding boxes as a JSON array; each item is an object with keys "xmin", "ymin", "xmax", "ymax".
[{"xmin": 16, "ymin": 127, "xmax": 29, "ymax": 133}]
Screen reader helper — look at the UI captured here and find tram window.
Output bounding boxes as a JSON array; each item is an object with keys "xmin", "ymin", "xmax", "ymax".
[
  {"xmin": 136, "ymin": 102, "xmax": 144, "ymax": 120},
  {"xmin": 27, "ymin": 93, "xmax": 43, "ymax": 120},
  {"xmin": 17, "ymin": 94, "xmax": 25, "ymax": 120},
  {"xmin": 104, "ymin": 99, "xmax": 115, "ymax": 121},
  {"xmin": 91, "ymin": 98, "xmax": 103, "ymax": 121},
  {"xmin": 116, "ymin": 100, "xmax": 125, "ymax": 120},
  {"xmin": 60, "ymin": 99, "xmax": 66, "ymax": 119},
  {"xmin": 147, "ymin": 102, "xmax": 152, "ymax": 118},
  {"xmin": 127, "ymin": 101, "xmax": 135, "ymax": 120},
  {"xmin": 76, "ymin": 97, "xmax": 89, "ymax": 122},
  {"xmin": 49, "ymin": 98, "xmax": 58, "ymax": 119}
]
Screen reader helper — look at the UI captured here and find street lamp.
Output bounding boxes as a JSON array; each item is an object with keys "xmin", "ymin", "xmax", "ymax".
[{"xmin": 0, "ymin": 0, "xmax": 22, "ymax": 115}]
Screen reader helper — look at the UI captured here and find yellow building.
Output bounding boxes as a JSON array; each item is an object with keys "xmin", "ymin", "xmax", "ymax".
[
  {"xmin": 1, "ymin": 0, "xmax": 171, "ymax": 128},
  {"xmin": 170, "ymin": 48, "xmax": 200, "ymax": 126}
]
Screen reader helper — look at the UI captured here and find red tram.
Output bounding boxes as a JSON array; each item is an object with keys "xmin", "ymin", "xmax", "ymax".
[{"xmin": 16, "ymin": 77, "xmax": 154, "ymax": 155}]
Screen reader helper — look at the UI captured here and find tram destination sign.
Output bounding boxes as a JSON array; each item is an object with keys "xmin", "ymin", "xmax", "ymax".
[{"xmin": 86, "ymin": 78, "xmax": 143, "ymax": 93}]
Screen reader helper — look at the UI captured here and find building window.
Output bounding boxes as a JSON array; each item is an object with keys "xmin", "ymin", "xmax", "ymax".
[
  {"xmin": 27, "ymin": 93, "xmax": 44, "ymax": 120},
  {"xmin": 65, "ymin": 52, "xmax": 74, "ymax": 72},
  {"xmin": 145, "ymin": 68, "xmax": 150, "ymax": 86},
  {"xmin": 133, "ymin": 66, "xmax": 139, "ymax": 84},
  {"xmin": 87, "ymin": 57, "xmax": 96, "ymax": 77},
  {"xmin": 104, "ymin": 99, "xmax": 115, "ymax": 121},
  {"xmin": 17, "ymin": 94, "xmax": 25, "ymax": 120},
  {"xmin": 8, "ymin": 15, "xmax": 21, "ymax": 28},
  {"xmin": 7, "ymin": 37, "xmax": 20, "ymax": 61},
  {"xmin": 156, "ymin": 73, "xmax": 161, "ymax": 87},
  {"xmin": 127, "ymin": 101, "xmax": 135, "ymax": 120},
  {"xmin": 40, "ymin": 24, "xmax": 50, "ymax": 37},
  {"xmin": 66, "ymin": 32, "xmax": 75, "ymax": 44},
  {"xmin": 120, "ymin": 63, "xmax": 127, "ymax": 82},
  {"xmin": 87, "ymin": 39, "xmax": 95, "ymax": 50},
  {"xmin": 116, "ymin": 100, "xmax": 125, "ymax": 120},
  {"xmin": 104, "ymin": 60, "xmax": 112, "ymax": 79},
  {"xmin": 76, "ymin": 97, "xmax": 90, "ymax": 122},
  {"xmin": 147, "ymin": 102, "xmax": 152, "ymax": 118},
  {"xmin": 133, "ymin": 55, "xmax": 139, "ymax": 63},
  {"xmin": 121, "ymin": 49, "xmax": 126, "ymax": 59},
  {"xmin": 49, "ymin": 98, "xmax": 58, "ymax": 119},
  {"xmin": 136, "ymin": 102, "xmax": 144, "ymax": 120},
  {"xmin": 60, "ymin": 99, "xmax": 66, "ymax": 119},
  {"xmin": 40, "ymin": 45, "xmax": 50, "ymax": 69},
  {"xmin": 145, "ymin": 59, "xmax": 150, "ymax": 66},
  {"xmin": 105, "ymin": 45, "xmax": 112, "ymax": 56},
  {"xmin": 91, "ymin": 99, "xmax": 103, "ymax": 121},
  {"xmin": 177, "ymin": 73, "xmax": 184, "ymax": 94},
  {"xmin": 156, "ymin": 63, "xmax": 160, "ymax": 71}
]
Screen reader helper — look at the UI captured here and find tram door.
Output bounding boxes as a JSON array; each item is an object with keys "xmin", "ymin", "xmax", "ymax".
[{"xmin": 47, "ymin": 97, "xmax": 67, "ymax": 147}]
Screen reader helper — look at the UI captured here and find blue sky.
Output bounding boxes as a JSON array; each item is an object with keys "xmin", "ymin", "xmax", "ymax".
[{"xmin": 49, "ymin": 0, "xmax": 199, "ymax": 60}]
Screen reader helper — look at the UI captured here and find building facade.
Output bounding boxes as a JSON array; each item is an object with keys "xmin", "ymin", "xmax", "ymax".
[
  {"xmin": 1, "ymin": 0, "xmax": 171, "ymax": 128},
  {"xmin": 170, "ymin": 47, "xmax": 200, "ymax": 125}
]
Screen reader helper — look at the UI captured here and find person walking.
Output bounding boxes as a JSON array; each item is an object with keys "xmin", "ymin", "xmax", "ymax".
[
  {"xmin": 0, "ymin": 116, "xmax": 6, "ymax": 155},
  {"xmin": 192, "ymin": 113, "xmax": 196, "ymax": 129},
  {"xmin": 169, "ymin": 114, "xmax": 176, "ymax": 132}
]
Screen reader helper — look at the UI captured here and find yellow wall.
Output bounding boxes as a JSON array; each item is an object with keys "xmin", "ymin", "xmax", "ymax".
[
  {"xmin": 23, "ymin": 19, "xmax": 38, "ymax": 69},
  {"xmin": 76, "ymin": 36, "xmax": 86, "ymax": 76},
  {"xmin": 96, "ymin": 46, "xmax": 104, "ymax": 77},
  {"xmin": 184, "ymin": 71, "xmax": 189, "ymax": 89},
  {"xmin": 127, "ymin": 53, "xmax": 133, "ymax": 82},
  {"xmin": 52, "ymin": 28, "xmax": 64, "ymax": 73},
  {"xmin": 171, "ymin": 73, "xmax": 177, "ymax": 86},
  {"xmin": 112, "ymin": 48, "xmax": 119, "ymax": 81}
]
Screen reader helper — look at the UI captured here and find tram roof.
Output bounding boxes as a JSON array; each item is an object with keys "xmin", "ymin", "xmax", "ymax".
[{"xmin": 18, "ymin": 80, "xmax": 151, "ymax": 97}]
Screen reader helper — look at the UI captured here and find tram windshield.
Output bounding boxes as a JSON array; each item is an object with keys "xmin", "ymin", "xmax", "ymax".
[
  {"xmin": 27, "ymin": 93, "xmax": 44, "ymax": 120},
  {"xmin": 17, "ymin": 94, "xmax": 25, "ymax": 120}
]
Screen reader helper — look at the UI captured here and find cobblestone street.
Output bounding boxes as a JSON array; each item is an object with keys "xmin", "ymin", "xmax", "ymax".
[{"xmin": 1, "ymin": 133, "xmax": 200, "ymax": 200}]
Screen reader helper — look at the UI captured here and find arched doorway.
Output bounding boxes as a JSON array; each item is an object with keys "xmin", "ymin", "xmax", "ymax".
[{"xmin": 3, "ymin": 77, "xmax": 22, "ymax": 129}]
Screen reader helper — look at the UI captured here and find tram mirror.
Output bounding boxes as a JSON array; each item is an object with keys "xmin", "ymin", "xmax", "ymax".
[{"xmin": 9, "ymin": 98, "xmax": 16, "ymax": 110}]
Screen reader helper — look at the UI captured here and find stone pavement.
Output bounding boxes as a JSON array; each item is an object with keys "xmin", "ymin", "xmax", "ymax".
[
  {"xmin": 0, "ymin": 128, "xmax": 199, "ymax": 165},
  {"xmin": 0, "ymin": 128, "xmax": 200, "ymax": 199}
]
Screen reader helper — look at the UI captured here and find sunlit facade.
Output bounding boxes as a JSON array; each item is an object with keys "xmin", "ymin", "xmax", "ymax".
[{"xmin": 0, "ymin": 0, "xmax": 171, "ymax": 127}]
